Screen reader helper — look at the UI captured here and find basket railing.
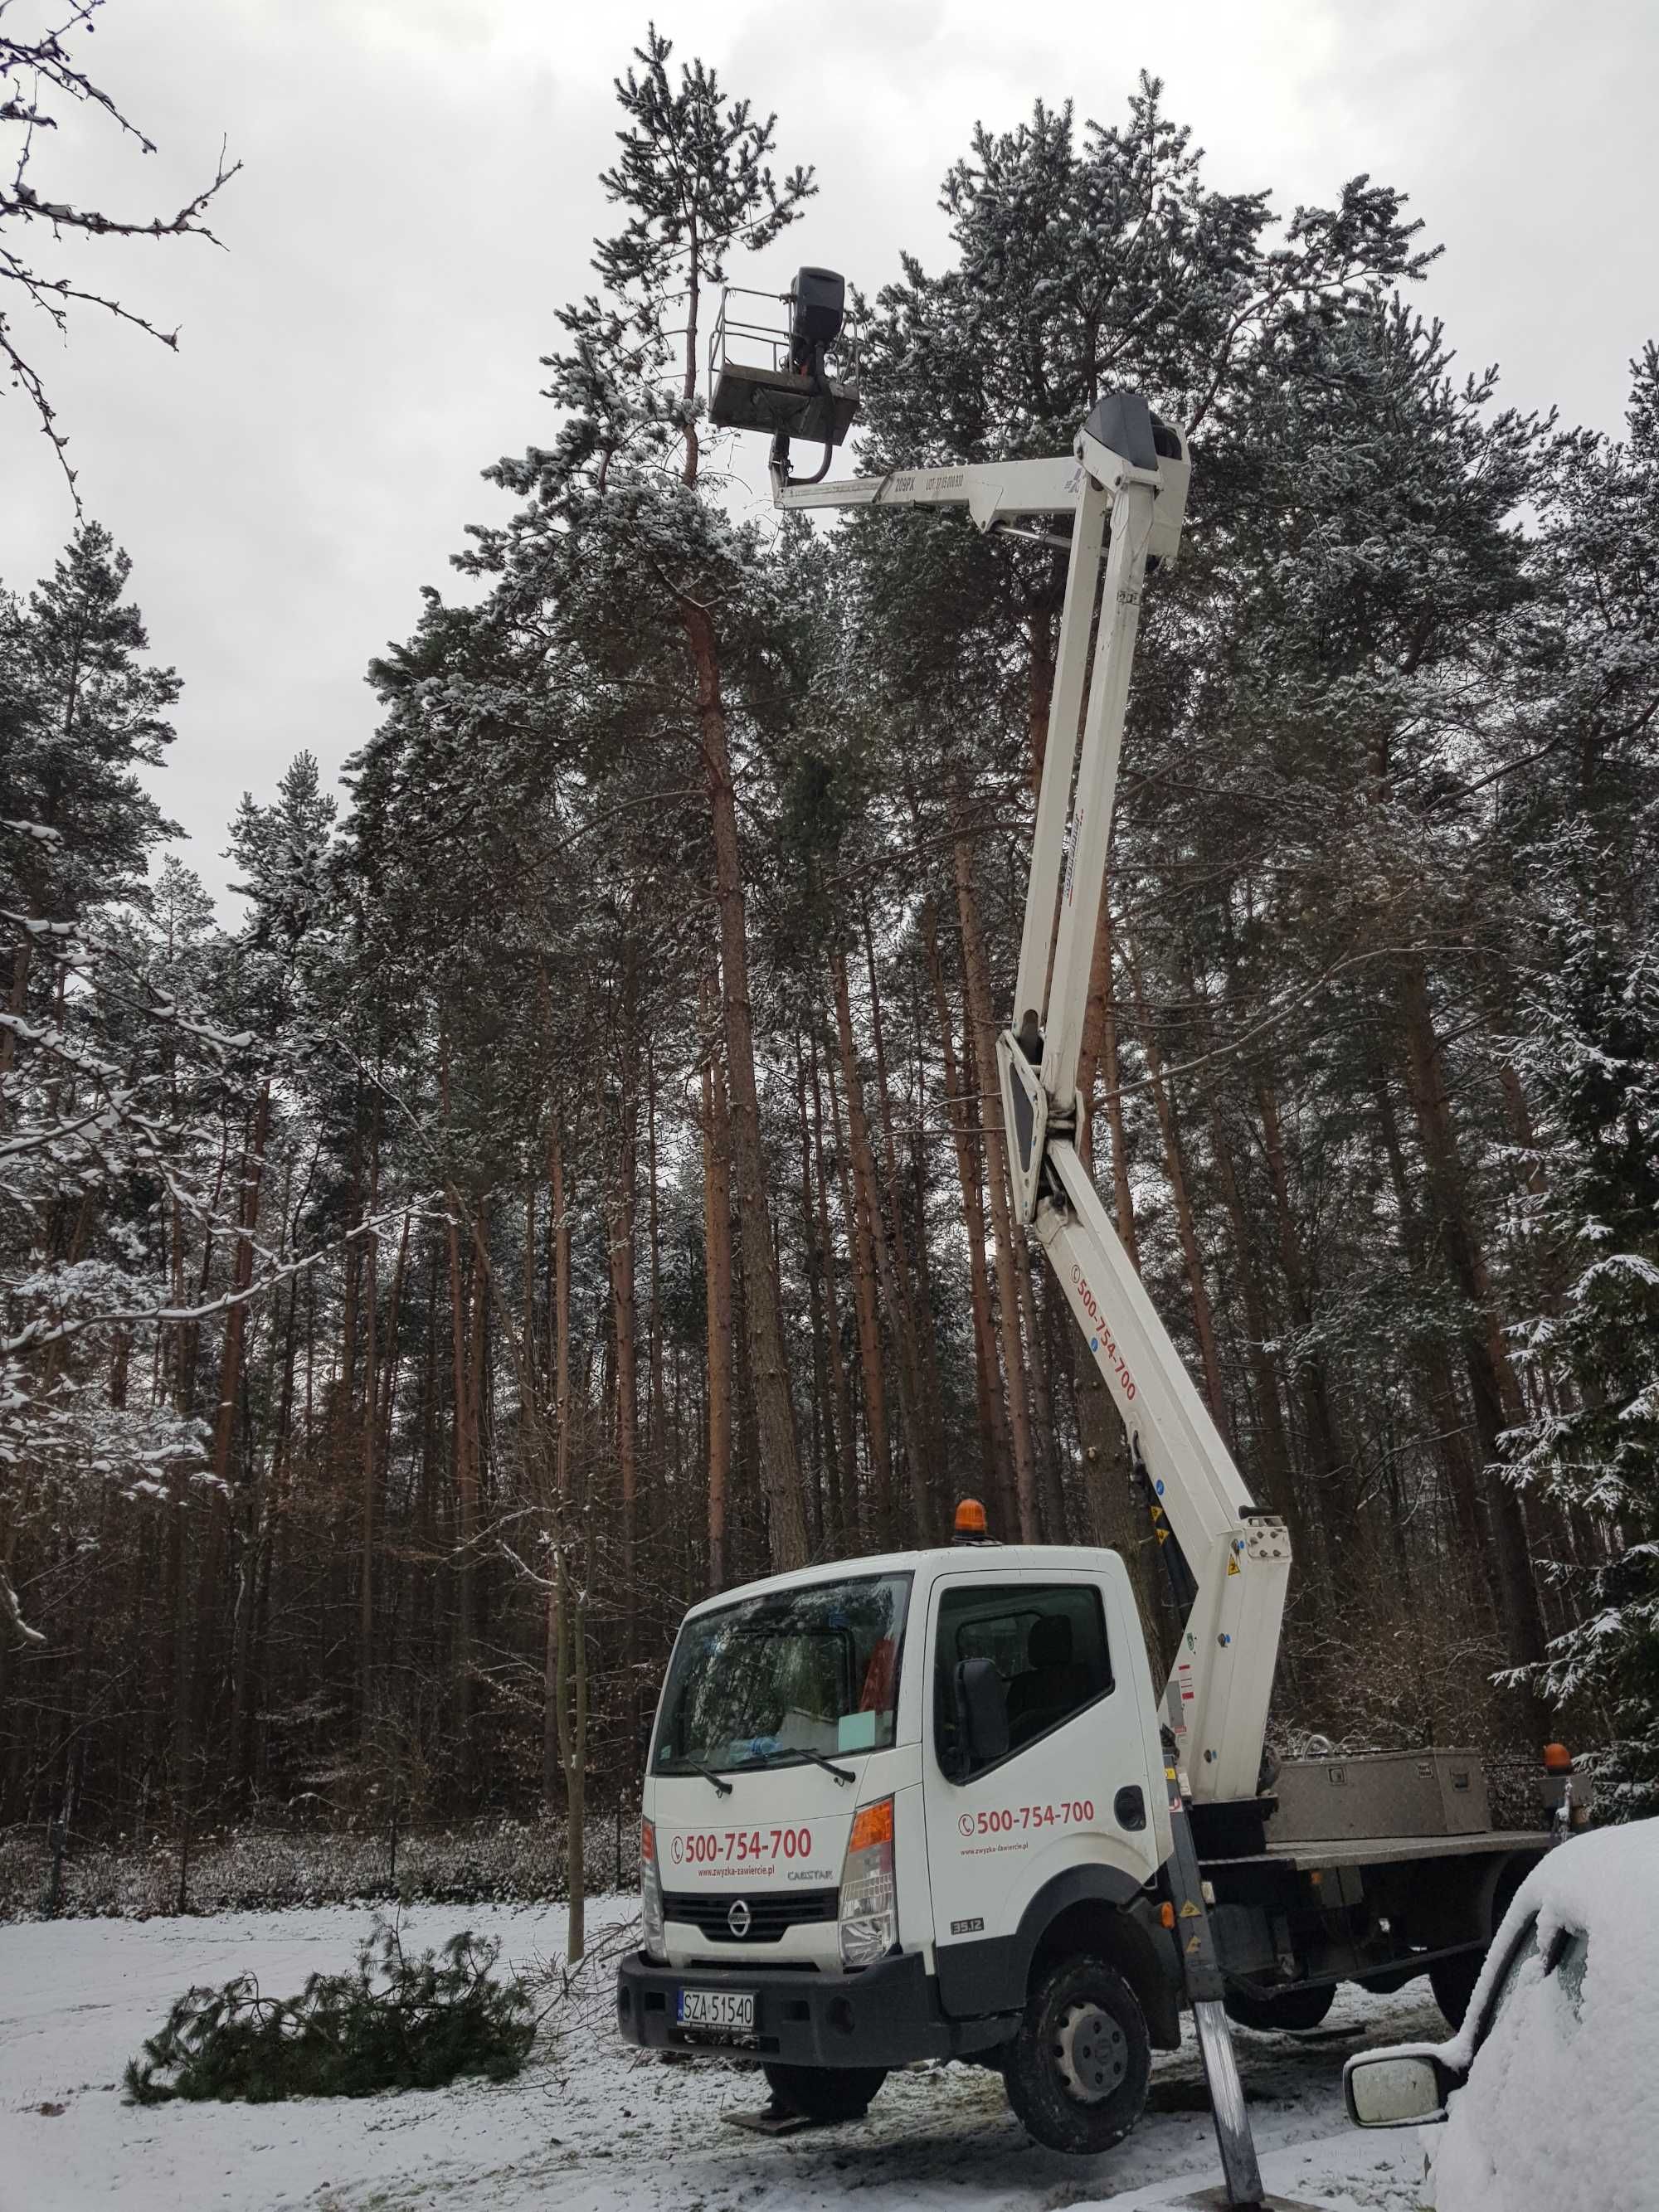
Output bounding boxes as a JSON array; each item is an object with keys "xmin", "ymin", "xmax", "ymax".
[{"xmin": 708, "ymin": 284, "xmax": 862, "ymax": 391}]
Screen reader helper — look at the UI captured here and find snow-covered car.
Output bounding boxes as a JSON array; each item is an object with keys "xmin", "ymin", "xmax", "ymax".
[{"xmin": 1342, "ymin": 1817, "xmax": 1659, "ymax": 2210}]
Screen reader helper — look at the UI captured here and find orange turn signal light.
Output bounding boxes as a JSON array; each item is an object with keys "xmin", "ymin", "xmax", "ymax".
[
  {"xmin": 1159, "ymin": 1901, "xmax": 1176, "ymax": 1930},
  {"xmin": 954, "ymin": 1497, "xmax": 988, "ymax": 1538},
  {"xmin": 640, "ymin": 1817, "xmax": 655, "ymax": 1864},
  {"xmin": 849, "ymin": 1797, "xmax": 894, "ymax": 1853},
  {"xmin": 1543, "ymin": 1742, "xmax": 1573, "ymax": 1773}
]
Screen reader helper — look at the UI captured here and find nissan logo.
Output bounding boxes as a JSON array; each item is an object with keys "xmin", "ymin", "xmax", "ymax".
[{"xmin": 727, "ymin": 1898, "xmax": 752, "ymax": 1939}]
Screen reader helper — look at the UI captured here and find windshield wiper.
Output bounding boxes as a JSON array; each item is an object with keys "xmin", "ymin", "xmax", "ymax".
[
  {"xmin": 745, "ymin": 1747, "xmax": 855, "ymax": 1787},
  {"xmin": 686, "ymin": 1759, "xmax": 734, "ymax": 1797}
]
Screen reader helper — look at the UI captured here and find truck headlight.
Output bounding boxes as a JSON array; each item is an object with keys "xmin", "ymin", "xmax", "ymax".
[
  {"xmin": 839, "ymin": 1796, "xmax": 896, "ymax": 1967},
  {"xmin": 640, "ymin": 1816, "xmax": 667, "ymax": 1962}
]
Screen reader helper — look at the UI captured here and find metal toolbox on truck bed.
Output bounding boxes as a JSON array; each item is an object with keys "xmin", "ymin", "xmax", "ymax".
[{"xmin": 1267, "ymin": 1749, "xmax": 1490, "ymax": 1842}]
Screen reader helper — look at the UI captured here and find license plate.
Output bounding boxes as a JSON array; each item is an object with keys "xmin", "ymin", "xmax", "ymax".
[{"xmin": 676, "ymin": 1986, "xmax": 756, "ymax": 2032}]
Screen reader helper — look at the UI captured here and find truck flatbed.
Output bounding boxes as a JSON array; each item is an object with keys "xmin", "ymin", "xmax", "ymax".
[{"xmin": 1204, "ymin": 1828, "xmax": 1548, "ymax": 1872}]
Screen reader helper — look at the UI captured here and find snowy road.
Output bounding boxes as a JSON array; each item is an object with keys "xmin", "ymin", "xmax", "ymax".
[{"xmin": 0, "ymin": 1899, "xmax": 1430, "ymax": 2212}]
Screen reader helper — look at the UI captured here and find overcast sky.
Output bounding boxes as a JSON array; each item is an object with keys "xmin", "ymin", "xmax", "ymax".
[{"xmin": 2, "ymin": 0, "xmax": 1654, "ymax": 905}]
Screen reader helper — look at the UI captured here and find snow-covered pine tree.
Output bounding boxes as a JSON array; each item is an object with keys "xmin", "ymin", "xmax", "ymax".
[
  {"xmin": 1212, "ymin": 292, "xmax": 1559, "ymax": 1714},
  {"xmin": 1498, "ymin": 348, "xmax": 1659, "ymax": 1811},
  {"xmin": 1, "ymin": 529, "xmax": 199, "ymax": 1660},
  {"xmin": 0, "ymin": 533, "xmax": 314, "ymax": 1830},
  {"xmin": 846, "ymin": 86, "xmax": 1449, "ymax": 1607},
  {"xmin": 460, "ymin": 27, "xmax": 819, "ymax": 1573},
  {"xmin": 1501, "ymin": 825, "xmax": 1659, "ymax": 1811}
]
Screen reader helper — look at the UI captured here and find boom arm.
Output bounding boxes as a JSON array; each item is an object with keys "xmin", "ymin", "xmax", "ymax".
[{"xmin": 776, "ymin": 394, "xmax": 1289, "ymax": 1807}]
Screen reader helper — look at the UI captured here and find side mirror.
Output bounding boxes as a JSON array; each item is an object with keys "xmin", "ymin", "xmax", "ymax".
[
  {"xmin": 954, "ymin": 1657, "xmax": 1009, "ymax": 1772},
  {"xmin": 1344, "ymin": 2051, "xmax": 1453, "ymax": 2129}
]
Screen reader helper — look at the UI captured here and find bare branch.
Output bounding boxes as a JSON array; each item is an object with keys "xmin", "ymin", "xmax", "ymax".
[{"xmin": 2, "ymin": 2, "xmax": 240, "ymax": 496}]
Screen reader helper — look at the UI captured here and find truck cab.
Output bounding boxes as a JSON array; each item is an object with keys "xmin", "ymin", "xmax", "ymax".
[{"xmin": 617, "ymin": 1535, "xmax": 1186, "ymax": 2152}]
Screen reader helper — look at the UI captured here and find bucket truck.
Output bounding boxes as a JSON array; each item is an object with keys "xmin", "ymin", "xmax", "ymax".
[{"xmin": 615, "ymin": 272, "xmax": 1584, "ymax": 2203}]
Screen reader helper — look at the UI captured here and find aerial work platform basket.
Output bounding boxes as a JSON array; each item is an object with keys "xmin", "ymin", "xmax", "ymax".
[{"xmin": 708, "ymin": 271, "xmax": 861, "ymax": 450}]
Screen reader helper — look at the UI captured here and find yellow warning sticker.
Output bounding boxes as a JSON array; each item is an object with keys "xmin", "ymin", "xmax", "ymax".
[
  {"xmin": 1185, "ymin": 1934, "xmax": 1202, "ymax": 1955},
  {"xmin": 1227, "ymin": 1554, "xmax": 1241, "ymax": 1576},
  {"xmin": 1180, "ymin": 1899, "xmax": 1201, "ymax": 1918}
]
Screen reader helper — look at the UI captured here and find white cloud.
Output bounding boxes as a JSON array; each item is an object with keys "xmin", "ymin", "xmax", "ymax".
[{"xmin": 2, "ymin": 0, "xmax": 1651, "ymax": 902}]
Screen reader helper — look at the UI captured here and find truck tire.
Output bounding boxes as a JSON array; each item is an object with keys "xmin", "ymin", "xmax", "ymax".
[
  {"xmin": 1429, "ymin": 1951, "xmax": 1484, "ymax": 2032},
  {"xmin": 1001, "ymin": 1952, "xmax": 1151, "ymax": 2155},
  {"xmin": 1223, "ymin": 1982, "xmax": 1335, "ymax": 2034},
  {"xmin": 762, "ymin": 2064, "xmax": 888, "ymax": 2122},
  {"xmin": 1356, "ymin": 1966, "xmax": 1418, "ymax": 1996}
]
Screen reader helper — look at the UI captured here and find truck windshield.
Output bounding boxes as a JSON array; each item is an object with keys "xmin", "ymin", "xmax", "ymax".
[{"xmin": 653, "ymin": 1573, "xmax": 912, "ymax": 1777}]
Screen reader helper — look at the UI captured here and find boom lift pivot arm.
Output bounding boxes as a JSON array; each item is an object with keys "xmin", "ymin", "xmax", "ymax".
[{"xmin": 731, "ymin": 279, "xmax": 1291, "ymax": 1813}]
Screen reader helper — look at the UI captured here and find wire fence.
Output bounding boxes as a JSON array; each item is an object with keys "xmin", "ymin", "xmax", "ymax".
[{"xmin": 0, "ymin": 1804, "xmax": 642, "ymax": 1923}]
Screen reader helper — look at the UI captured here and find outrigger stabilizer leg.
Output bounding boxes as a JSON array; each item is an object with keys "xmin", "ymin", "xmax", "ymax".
[
  {"xmin": 1160, "ymin": 1748, "xmax": 1329, "ymax": 2212},
  {"xmin": 1161, "ymin": 1743, "xmax": 1265, "ymax": 2211}
]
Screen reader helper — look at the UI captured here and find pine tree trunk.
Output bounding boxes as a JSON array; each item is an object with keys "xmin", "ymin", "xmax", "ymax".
[
  {"xmin": 190, "ymin": 1080, "xmax": 272, "ymax": 1788},
  {"xmin": 1121, "ymin": 939, "xmax": 1229, "ymax": 1431},
  {"xmin": 232, "ymin": 1252, "xmax": 299, "ymax": 1788},
  {"xmin": 863, "ymin": 907, "xmax": 945, "ymax": 1542},
  {"xmin": 905, "ymin": 965, "xmax": 951, "ymax": 1544},
  {"xmin": 809, "ymin": 1023, "xmax": 859, "ymax": 1552},
  {"xmin": 358, "ymin": 1115, "xmax": 382, "ymax": 1743},
  {"xmin": 921, "ymin": 902, "xmax": 1014, "ymax": 1524},
  {"xmin": 830, "ymin": 954, "xmax": 898, "ymax": 1544},
  {"xmin": 1183, "ymin": 961, "xmax": 1296, "ymax": 1519},
  {"xmin": 838, "ymin": 941, "xmax": 931, "ymax": 1543},
  {"xmin": 447, "ymin": 1212, "xmax": 471, "ymax": 1750},
  {"xmin": 555, "ymin": 1541, "xmax": 587, "ymax": 1966},
  {"xmin": 1397, "ymin": 956, "xmax": 1548, "ymax": 1699},
  {"xmin": 416, "ymin": 1242, "xmax": 439, "ymax": 1658},
  {"xmin": 1203, "ymin": 1091, "xmax": 1295, "ymax": 1517},
  {"xmin": 1075, "ymin": 902, "xmax": 1140, "ymax": 1265},
  {"xmin": 951, "ymin": 810, "xmax": 1039, "ymax": 1542},
  {"xmin": 685, "ymin": 602, "xmax": 806, "ymax": 1569},
  {"xmin": 1371, "ymin": 1064, "xmax": 1501, "ymax": 1628},
  {"xmin": 544, "ymin": 1130, "xmax": 572, "ymax": 1811},
  {"xmin": 795, "ymin": 1037, "xmax": 831, "ymax": 1550},
  {"xmin": 447, "ymin": 1198, "xmax": 488, "ymax": 1796},
  {"xmin": 0, "ymin": 933, "xmax": 32, "ymax": 1077},
  {"xmin": 1256, "ymin": 1076, "xmax": 1355, "ymax": 1579},
  {"xmin": 1016, "ymin": 1245, "xmax": 1066, "ymax": 1540},
  {"xmin": 338, "ymin": 1098, "xmax": 363, "ymax": 1454},
  {"xmin": 1071, "ymin": 1053, "xmax": 1162, "ymax": 1651},
  {"xmin": 607, "ymin": 984, "xmax": 641, "ymax": 1754},
  {"xmin": 700, "ymin": 975, "xmax": 734, "ymax": 1592},
  {"xmin": 646, "ymin": 1043, "xmax": 666, "ymax": 1466}
]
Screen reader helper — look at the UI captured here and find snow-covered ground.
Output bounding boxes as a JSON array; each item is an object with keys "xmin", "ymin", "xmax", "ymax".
[{"xmin": 0, "ymin": 1898, "xmax": 1430, "ymax": 2212}]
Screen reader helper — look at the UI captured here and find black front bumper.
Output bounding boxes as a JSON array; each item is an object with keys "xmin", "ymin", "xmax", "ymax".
[{"xmin": 616, "ymin": 1947, "xmax": 1013, "ymax": 2070}]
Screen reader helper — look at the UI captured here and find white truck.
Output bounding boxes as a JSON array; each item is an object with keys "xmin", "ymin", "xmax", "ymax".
[
  {"xmin": 617, "ymin": 274, "xmax": 1578, "ymax": 2194},
  {"xmin": 615, "ymin": 1532, "xmax": 1561, "ymax": 2161}
]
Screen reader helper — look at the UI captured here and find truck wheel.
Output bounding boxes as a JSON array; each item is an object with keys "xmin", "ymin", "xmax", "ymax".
[
  {"xmin": 1356, "ymin": 1966, "xmax": 1417, "ymax": 1996},
  {"xmin": 1429, "ymin": 1952, "xmax": 1484, "ymax": 2031},
  {"xmin": 1002, "ymin": 1952, "xmax": 1151, "ymax": 2156},
  {"xmin": 1223, "ymin": 1982, "xmax": 1335, "ymax": 2034},
  {"xmin": 762, "ymin": 2063, "xmax": 888, "ymax": 2122}
]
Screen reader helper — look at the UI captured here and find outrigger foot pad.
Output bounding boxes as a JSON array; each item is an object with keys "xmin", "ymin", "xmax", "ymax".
[{"xmin": 722, "ymin": 2103, "xmax": 823, "ymax": 2137}]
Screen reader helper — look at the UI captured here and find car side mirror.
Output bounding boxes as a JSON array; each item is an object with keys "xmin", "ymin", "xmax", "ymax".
[
  {"xmin": 1344, "ymin": 2051, "xmax": 1452, "ymax": 2129},
  {"xmin": 954, "ymin": 1657, "xmax": 1009, "ymax": 1772}
]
